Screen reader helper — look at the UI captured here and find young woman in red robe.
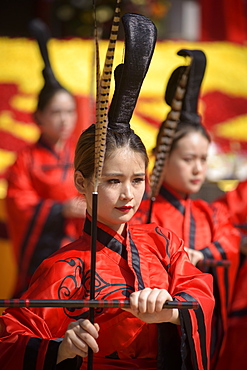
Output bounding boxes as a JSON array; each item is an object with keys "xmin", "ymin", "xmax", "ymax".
[
  {"xmin": 131, "ymin": 49, "xmax": 240, "ymax": 369},
  {"xmin": 0, "ymin": 13, "xmax": 214, "ymax": 370},
  {"xmin": 5, "ymin": 19, "xmax": 86, "ymax": 297}
]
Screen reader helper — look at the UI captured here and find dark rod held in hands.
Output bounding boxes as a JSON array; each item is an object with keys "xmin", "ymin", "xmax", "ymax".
[
  {"xmin": 0, "ymin": 299, "xmax": 199, "ymax": 310},
  {"xmin": 197, "ymin": 259, "xmax": 231, "ymax": 268}
]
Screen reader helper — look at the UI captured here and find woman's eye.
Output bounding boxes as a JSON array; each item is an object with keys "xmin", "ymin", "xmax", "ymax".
[
  {"xmin": 133, "ymin": 178, "xmax": 145, "ymax": 184},
  {"xmin": 108, "ymin": 179, "xmax": 120, "ymax": 184},
  {"xmin": 184, "ymin": 158, "xmax": 192, "ymax": 163}
]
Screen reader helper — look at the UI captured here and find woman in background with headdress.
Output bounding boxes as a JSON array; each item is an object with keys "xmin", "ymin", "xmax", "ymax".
[
  {"xmin": 131, "ymin": 49, "xmax": 240, "ymax": 369},
  {"xmin": 5, "ymin": 19, "xmax": 86, "ymax": 298},
  {"xmin": 0, "ymin": 14, "xmax": 214, "ymax": 370}
]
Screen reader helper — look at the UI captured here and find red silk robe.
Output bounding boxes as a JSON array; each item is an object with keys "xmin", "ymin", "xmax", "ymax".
[
  {"xmin": 5, "ymin": 137, "xmax": 85, "ymax": 296},
  {"xmin": 0, "ymin": 217, "xmax": 214, "ymax": 370},
  {"xmin": 212, "ymin": 180, "xmax": 247, "ymax": 370},
  {"xmin": 131, "ymin": 183, "xmax": 240, "ymax": 369}
]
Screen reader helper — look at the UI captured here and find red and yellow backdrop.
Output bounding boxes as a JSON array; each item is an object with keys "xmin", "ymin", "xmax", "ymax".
[{"xmin": 0, "ymin": 36, "xmax": 247, "ymax": 299}]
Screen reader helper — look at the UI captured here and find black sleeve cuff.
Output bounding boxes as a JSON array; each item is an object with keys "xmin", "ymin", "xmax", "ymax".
[
  {"xmin": 44, "ymin": 338, "xmax": 82, "ymax": 370},
  {"xmin": 56, "ymin": 356, "xmax": 82, "ymax": 370}
]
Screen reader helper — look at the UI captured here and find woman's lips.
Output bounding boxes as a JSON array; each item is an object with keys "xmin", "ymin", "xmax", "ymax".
[{"xmin": 115, "ymin": 206, "xmax": 133, "ymax": 213}]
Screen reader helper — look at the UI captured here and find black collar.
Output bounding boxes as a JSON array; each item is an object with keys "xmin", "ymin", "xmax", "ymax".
[{"xmin": 83, "ymin": 217, "xmax": 127, "ymax": 260}]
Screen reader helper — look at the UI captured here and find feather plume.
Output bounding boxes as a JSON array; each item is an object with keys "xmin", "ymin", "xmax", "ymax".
[
  {"xmin": 94, "ymin": 0, "xmax": 121, "ymax": 191},
  {"xmin": 88, "ymin": 3, "xmax": 122, "ymax": 369},
  {"xmin": 149, "ymin": 63, "xmax": 191, "ymax": 201}
]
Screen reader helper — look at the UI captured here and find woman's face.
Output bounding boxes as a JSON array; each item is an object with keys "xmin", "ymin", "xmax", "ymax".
[
  {"xmin": 36, "ymin": 90, "xmax": 77, "ymax": 145},
  {"xmin": 163, "ymin": 131, "xmax": 209, "ymax": 198},
  {"xmin": 75, "ymin": 147, "xmax": 146, "ymax": 235}
]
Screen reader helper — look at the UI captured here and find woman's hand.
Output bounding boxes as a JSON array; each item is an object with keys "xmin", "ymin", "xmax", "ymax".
[
  {"xmin": 123, "ymin": 288, "xmax": 180, "ymax": 325},
  {"xmin": 57, "ymin": 319, "xmax": 100, "ymax": 364},
  {"xmin": 184, "ymin": 247, "xmax": 204, "ymax": 266}
]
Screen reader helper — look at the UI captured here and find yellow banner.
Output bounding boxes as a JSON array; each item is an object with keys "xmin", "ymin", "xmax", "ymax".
[{"xmin": 0, "ymin": 37, "xmax": 247, "ymax": 183}]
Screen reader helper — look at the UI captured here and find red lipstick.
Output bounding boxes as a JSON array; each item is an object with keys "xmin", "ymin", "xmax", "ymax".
[{"xmin": 115, "ymin": 206, "xmax": 132, "ymax": 213}]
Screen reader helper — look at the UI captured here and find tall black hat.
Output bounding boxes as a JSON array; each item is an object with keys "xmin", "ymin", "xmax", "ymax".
[
  {"xmin": 148, "ymin": 49, "xmax": 206, "ymax": 213},
  {"xmin": 93, "ymin": 11, "xmax": 157, "ymax": 189},
  {"xmin": 165, "ymin": 49, "xmax": 206, "ymax": 126},
  {"xmin": 29, "ymin": 18, "xmax": 66, "ymax": 106},
  {"xmin": 108, "ymin": 13, "xmax": 157, "ymax": 131}
]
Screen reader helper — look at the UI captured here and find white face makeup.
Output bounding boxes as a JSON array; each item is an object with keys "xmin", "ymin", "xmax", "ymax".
[
  {"xmin": 37, "ymin": 90, "xmax": 77, "ymax": 146},
  {"xmin": 163, "ymin": 132, "xmax": 209, "ymax": 198},
  {"xmin": 76, "ymin": 147, "xmax": 146, "ymax": 235}
]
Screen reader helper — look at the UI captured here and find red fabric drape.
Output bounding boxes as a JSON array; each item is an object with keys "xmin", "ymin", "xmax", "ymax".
[{"xmin": 200, "ymin": 0, "xmax": 247, "ymax": 43}]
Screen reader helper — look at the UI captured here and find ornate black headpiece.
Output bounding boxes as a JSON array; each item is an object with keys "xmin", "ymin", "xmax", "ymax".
[
  {"xmin": 29, "ymin": 18, "xmax": 66, "ymax": 102},
  {"xmin": 147, "ymin": 49, "xmax": 206, "ymax": 222},
  {"xmin": 165, "ymin": 49, "xmax": 207, "ymax": 126},
  {"xmin": 88, "ymin": 8, "xmax": 157, "ymax": 367},
  {"xmin": 108, "ymin": 13, "xmax": 157, "ymax": 132}
]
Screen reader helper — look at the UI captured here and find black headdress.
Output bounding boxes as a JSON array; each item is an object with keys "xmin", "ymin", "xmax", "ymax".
[
  {"xmin": 147, "ymin": 49, "xmax": 206, "ymax": 222},
  {"xmin": 93, "ymin": 11, "xmax": 157, "ymax": 190},
  {"xmin": 108, "ymin": 13, "xmax": 157, "ymax": 132},
  {"xmin": 165, "ymin": 49, "xmax": 206, "ymax": 127},
  {"xmin": 29, "ymin": 18, "xmax": 67, "ymax": 109}
]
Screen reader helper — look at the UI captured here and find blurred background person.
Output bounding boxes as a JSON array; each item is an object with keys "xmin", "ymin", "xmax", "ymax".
[{"xmin": 5, "ymin": 19, "xmax": 86, "ymax": 298}]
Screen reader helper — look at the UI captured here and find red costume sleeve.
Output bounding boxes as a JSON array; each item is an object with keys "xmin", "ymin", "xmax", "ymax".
[
  {"xmin": 212, "ymin": 181, "xmax": 247, "ymax": 370},
  {"xmin": 199, "ymin": 201, "xmax": 239, "ymax": 311},
  {"xmin": 132, "ymin": 184, "xmax": 240, "ymax": 367},
  {"xmin": 5, "ymin": 141, "xmax": 84, "ymax": 296},
  {"xmin": 213, "ymin": 180, "xmax": 247, "ymax": 229},
  {"xmin": 0, "ymin": 220, "xmax": 214, "ymax": 370},
  {"xmin": 130, "ymin": 223, "xmax": 214, "ymax": 370}
]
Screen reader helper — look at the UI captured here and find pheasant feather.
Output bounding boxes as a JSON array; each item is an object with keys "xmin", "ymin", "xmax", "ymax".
[
  {"xmin": 146, "ymin": 60, "xmax": 191, "ymax": 224},
  {"xmin": 149, "ymin": 63, "xmax": 190, "ymax": 199},
  {"xmin": 88, "ymin": 2, "xmax": 122, "ymax": 368},
  {"xmin": 94, "ymin": 0, "xmax": 121, "ymax": 191}
]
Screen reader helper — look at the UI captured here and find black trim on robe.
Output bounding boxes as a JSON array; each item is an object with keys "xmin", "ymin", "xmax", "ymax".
[
  {"xmin": 128, "ymin": 230, "xmax": 145, "ymax": 291},
  {"xmin": 175, "ymin": 292, "xmax": 208, "ymax": 370},
  {"xmin": 159, "ymin": 186, "xmax": 185, "ymax": 215},
  {"xmin": 84, "ymin": 217, "xmax": 127, "ymax": 260}
]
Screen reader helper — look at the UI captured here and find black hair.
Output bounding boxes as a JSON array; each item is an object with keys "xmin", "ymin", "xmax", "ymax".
[{"xmin": 74, "ymin": 124, "xmax": 148, "ymax": 179}]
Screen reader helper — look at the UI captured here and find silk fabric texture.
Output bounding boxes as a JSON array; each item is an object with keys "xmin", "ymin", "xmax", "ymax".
[
  {"xmin": 5, "ymin": 136, "xmax": 84, "ymax": 296},
  {"xmin": 132, "ymin": 182, "xmax": 240, "ymax": 369},
  {"xmin": 0, "ymin": 216, "xmax": 214, "ymax": 369}
]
